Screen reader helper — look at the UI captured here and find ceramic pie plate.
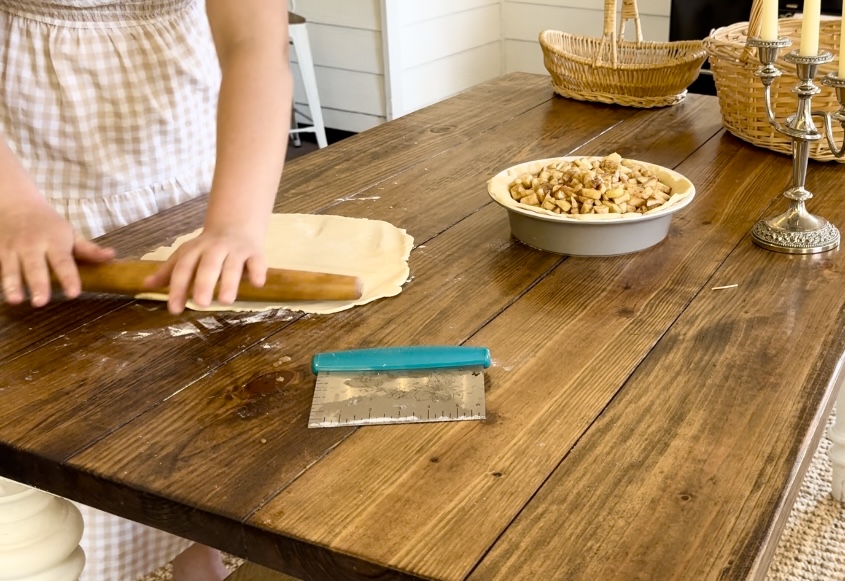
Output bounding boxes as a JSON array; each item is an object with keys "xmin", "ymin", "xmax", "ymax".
[{"xmin": 487, "ymin": 156, "xmax": 696, "ymax": 256}]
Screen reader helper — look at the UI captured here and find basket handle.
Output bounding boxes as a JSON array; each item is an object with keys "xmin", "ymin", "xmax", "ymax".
[
  {"xmin": 619, "ymin": 0, "xmax": 644, "ymax": 44},
  {"xmin": 600, "ymin": 0, "xmax": 619, "ymax": 68},
  {"xmin": 738, "ymin": 0, "xmax": 765, "ymax": 62},
  {"xmin": 598, "ymin": 0, "xmax": 645, "ymax": 68},
  {"xmin": 748, "ymin": 0, "xmax": 763, "ymax": 39}
]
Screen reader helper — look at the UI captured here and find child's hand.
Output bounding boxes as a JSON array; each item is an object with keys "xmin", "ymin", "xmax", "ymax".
[
  {"xmin": 0, "ymin": 199, "xmax": 114, "ymax": 307},
  {"xmin": 144, "ymin": 228, "xmax": 267, "ymax": 315}
]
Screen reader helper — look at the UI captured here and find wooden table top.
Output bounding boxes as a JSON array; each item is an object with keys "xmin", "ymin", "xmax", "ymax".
[{"xmin": 3, "ymin": 72, "xmax": 845, "ymax": 581}]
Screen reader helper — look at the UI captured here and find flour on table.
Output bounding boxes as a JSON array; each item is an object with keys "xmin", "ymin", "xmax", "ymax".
[{"xmin": 137, "ymin": 213, "xmax": 414, "ymax": 314}]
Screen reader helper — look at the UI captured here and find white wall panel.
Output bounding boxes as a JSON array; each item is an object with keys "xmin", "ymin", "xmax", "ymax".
[
  {"xmin": 399, "ymin": 0, "xmax": 500, "ymax": 25},
  {"xmin": 290, "ymin": 24, "xmax": 383, "ymax": 75},
  {"xmin": 292, "ymin": 0, "xmax": 381, "ymax": 30},
  {"xmin": 296, "ymin": 108, "xmax": 385, "ymax": 134},
  {"xmin": 500, "ymin": 0, "xmax": 669, "ymax": 17},
  {"xmin": 401, "ymin": 43, "xmax": 502, "ymax": 114},
  {"xmin": 292, "ymin": 64, "xmax": 385, "ymax": 117},
  {"xmin": 503, "ymin": 2, "xmax": 669, "ymax": 42},
  {"xmin": 400, "ymin": 5, "xmax": 502, "ymax": 69},
  {"xmin": 504, "ymin": 39, "xmax": 547, "ymax": 75}
]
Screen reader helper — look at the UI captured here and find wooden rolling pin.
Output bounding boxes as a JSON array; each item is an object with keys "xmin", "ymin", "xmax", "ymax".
[{"xmin": 69, "ymin": 260, "xmax": 363, "ymax": 302}]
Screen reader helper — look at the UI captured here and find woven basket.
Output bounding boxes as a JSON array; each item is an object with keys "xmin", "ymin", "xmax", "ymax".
[
  {"xmin": 539, "ymin": 0, "xmax": 707, "ymax": 108},
  {"xmin": 705, "ymin": 0, "xmax": 844, "ymax": 162}
]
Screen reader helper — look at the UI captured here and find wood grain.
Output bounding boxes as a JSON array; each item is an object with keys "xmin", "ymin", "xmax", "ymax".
[
  {"xmin": 60, "ymin": 203, "xmax": 562, "ymax": 553},
  {"xmin": 227, "ymin": 562, "xmax": 300, "ymax": 581},
  {"xmin": 0, "ymin": 73, "xmax": 556, "ymax": 366},
  {"xmin": 2, "ymin": 73, "xmax": 839, "ymax": 581},
  {"xmin": 62, "ymin": 94, "xmax": 725, "ymax": 579},
  {"xmin": 0, "ymin": 76, "xmax": 636, "ymax": 469},
  {"xmin": 239, "ymin": 125, "xmax": 787, "ymax": 581},
  {"xmin": 468, "ymin": 157, "xmax": 845, "ymax": 581}
]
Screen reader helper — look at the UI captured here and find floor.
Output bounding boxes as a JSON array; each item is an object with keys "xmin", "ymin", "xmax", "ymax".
[{"xmin": 285, "ymin": 134, "xmax": 321, "ymax": 162}]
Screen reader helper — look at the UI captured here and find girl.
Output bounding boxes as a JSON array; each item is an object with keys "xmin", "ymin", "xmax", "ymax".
[{"xmin": 0, "ymin": 0, "xmax": 292, "ymax": 578}]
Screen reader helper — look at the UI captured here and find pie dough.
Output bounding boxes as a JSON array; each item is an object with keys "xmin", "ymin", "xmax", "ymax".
[{"xmin": 137, "ymin": 213, "xmax": 414, "ymax": 314}]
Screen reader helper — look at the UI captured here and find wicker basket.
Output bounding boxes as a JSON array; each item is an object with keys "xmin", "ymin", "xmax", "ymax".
[
  {"xmin": 705, "ymin": 0, "xmax": 844, "ymax": 162},
  {"xmin": 539, "ymin": 0, "xmax": 707, "ymax": 108}
]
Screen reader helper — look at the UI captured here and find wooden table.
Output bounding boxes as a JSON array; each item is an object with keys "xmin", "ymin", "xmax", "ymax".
[{"xmin": 3, "ymin": 72, "xmax": 845, "ymax": 580}]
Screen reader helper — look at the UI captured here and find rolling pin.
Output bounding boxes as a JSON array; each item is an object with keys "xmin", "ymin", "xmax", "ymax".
[{"xmin": 68, "ymin": 260, "xmax": 363, "ymax": 302}]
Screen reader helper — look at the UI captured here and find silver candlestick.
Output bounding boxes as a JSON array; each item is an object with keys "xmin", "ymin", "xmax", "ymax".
[{"xmin": 746, "ymin": 36, "xmax": 845, "ymax": 254}]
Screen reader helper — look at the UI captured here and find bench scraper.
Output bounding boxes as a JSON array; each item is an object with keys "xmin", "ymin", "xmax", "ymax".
[{"xmin": 308, "ymin": 346, "xmax": 491, "ymax": 428}]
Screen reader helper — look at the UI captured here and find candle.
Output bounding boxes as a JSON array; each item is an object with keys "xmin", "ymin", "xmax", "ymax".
[
  {"xmin": 800, "ymin": 0, "xmax": 822, "ymax": 56},
  {"xmin": 839, "ymin": 1, "xmax": 845, "ymax": 77},
  {"xmin": 760, "ymin": 0, "xmax": 779, "ymax": 41}
]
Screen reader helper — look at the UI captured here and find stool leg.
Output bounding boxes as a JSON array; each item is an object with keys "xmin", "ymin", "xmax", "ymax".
[
  {"xmin": 289, "ymin": 23, "xmax": 328, "ymax": 149},
  {"xmin": 290, "ymin": 108, "xmax": 302, "ymax": 148},
  {"xmin": 829, "ymin": 369, "xmax": 845, "ymax": 501},
  {"xmin": 0, "ymin": 478, "xmax": 85, "ymax": 580}
]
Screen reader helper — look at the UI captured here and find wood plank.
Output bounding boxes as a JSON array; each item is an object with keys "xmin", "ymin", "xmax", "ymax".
[
  {"xmin": 226, "ymin": 562, "xmax": 301, "ymax": 581},
  {"xmin": 57, "ymin": 204, "xmax": 562, "ymax": 556},
  {"xmin": 0, "ymin": 76, "xmax": 623, "ymax": 466},
  {"xmin": 0, "ymin": 304, "xmax": 305, "ymax": 459},
  {"xmin": 1, "ymin": 85, "xmax": 726, "ymax": 581},
  {"xmin": 468, "ymin": 157, "xmax": 845, "ymax": 580},
  {"xmin": 278, "ymin": 72, "xmax": 559, "ymax": 198},
  {"xmin": 53, "ymin": 100, "xmax": 717, "ymax": 574},
  {"xmin": 35, "ymin": 85, "xmax": 651, "ymax": 547},
  {"xmin": 2, "ymin": 83, "xmax": 637, "ymax": 548},
  {"xmin": 0, "ymin": 74, "xmax": 553, "ymax": 364},
  {"xmin": 238, "ymin": 133, "xmax": 788, "ymax": 580},
  {"xmin": 4, "ymin": 89, "xmax": 672, "ymax": 572}
]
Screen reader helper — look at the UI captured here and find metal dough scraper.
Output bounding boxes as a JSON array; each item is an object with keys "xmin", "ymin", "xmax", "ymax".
[{"xmin": 308, "ymin": 346, "xmax": 491, "ymax": 428}]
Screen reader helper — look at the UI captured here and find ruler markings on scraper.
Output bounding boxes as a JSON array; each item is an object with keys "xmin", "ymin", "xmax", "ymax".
[{"xmin": 308, "ymin": 366, "xmax": 486, "ymax": 428}]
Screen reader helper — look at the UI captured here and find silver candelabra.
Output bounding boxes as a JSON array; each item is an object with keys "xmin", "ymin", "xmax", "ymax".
[{"xmin": 746, "ymin": 36, "xmax": 845, "ymax": 254}]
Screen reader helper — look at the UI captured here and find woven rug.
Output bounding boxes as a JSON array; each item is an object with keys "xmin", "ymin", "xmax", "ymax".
[
  {"xmin": 136, "ymin": 428, "xmax": 845, "ymax": 581},
  {"xmin": 765, "ymin": 421, "xmax": 845, "ymax": 581}
]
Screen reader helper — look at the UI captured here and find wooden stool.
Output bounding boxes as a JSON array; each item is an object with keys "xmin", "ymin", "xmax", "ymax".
[
  {"xmin": 225, "ymin": 561, "xmax": 301, "ymax": 581},
  {"xmin": 288, "ymin": 12, "xmax": 328, "ymax": 149}
]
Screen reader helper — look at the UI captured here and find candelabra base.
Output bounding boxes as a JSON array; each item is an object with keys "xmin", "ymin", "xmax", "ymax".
[{"xmin": 751, "ymin": 209, "xmax": 840, "ymax": 254}]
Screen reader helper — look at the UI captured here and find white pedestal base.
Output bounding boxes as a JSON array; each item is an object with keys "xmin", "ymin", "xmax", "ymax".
[{"xmin": 0, "ymin": 477, "xmax": 85, "ymax": 581}]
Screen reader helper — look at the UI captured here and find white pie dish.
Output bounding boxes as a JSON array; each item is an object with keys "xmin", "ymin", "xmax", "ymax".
[{"xmin": 487, "ymin": 156, "xmax": 696, "ymax": 256}]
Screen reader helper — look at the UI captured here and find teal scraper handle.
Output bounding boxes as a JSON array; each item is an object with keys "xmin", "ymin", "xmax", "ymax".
[{"xmin": 311, "ymin": 346, "xmax": 491, "ymax": 373}]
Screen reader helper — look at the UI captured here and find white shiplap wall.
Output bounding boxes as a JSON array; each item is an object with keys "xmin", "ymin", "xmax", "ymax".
[
  {"xmin": 290, "ymin": 0, "xmax": 386, "ymax": 133},
  {"xmin": 384, "ymin": 0, "xmax": 503, "ymax": 118},
  {"xmin": 291, "ymin": 1, "xmax": 673, "ymax": 132},
  {"xmin": 502, "ymin": 0, "xmax": 672, "ymax": 75}
]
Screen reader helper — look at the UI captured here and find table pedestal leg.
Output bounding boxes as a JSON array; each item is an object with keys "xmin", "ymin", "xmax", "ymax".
[{"xmin": 0, "ymin": 477, "xmax": 85, "ymax": 580}]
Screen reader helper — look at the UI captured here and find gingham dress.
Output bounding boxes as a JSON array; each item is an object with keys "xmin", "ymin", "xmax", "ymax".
[
  {"xmin": 0, "ymin": 0, "xmax": 220, "ymax": 240},
  {"xmin": 0, "ymin": 0, "xmax": 219, "ymax": 579}
]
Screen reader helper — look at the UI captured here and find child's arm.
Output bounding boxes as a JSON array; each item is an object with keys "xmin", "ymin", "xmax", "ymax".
[
  {"xmin": 146, "ymin": 0, "xmax": 293, "ymax": 314},
  {"xmin": 0, "ymin": 137, "xmax": 114, "ymax": 307}
]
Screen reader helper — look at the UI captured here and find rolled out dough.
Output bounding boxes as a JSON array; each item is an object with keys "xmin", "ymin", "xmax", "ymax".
[{"xmin": 137, "ymin": 213, "xmax": 414, "ymax": 314}]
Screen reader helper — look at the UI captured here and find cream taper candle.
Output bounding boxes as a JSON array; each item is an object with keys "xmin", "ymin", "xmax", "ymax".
[
  {"xmin": 839, "ymin": 2, "xmax": 845, "ymax": 77},
  {"xmin": 800, "ymin": 0, "xmax": 822, "ymax": 56},
  {"xmin": 760, "ymin": 0, "xmax": 779, "ymax": 40}
]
